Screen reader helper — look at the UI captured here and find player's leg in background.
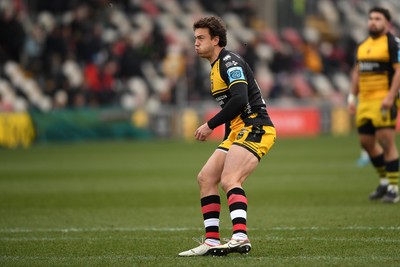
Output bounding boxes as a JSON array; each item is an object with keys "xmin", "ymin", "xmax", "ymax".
[
  {"xmin": 357, "ymin": 149, "xmax": 370, "ymax": 167},
  {"xmin": 376, "ymin": 128, "xmax": 399, "ymax": 203},
  {"xmin": 359, "ymin": 133, "xmax": 389, "ymax": 200}
]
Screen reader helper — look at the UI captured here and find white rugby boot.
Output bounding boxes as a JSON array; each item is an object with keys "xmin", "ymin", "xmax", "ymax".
[{"xmin": 178, "ymin": 238, "xmax": 221, "ymax": 256}]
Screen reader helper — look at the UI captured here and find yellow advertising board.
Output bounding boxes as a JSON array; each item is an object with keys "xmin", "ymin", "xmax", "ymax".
[{"xmin": 0, "ymin": 112, "xmax": 35, "ymax": 148}]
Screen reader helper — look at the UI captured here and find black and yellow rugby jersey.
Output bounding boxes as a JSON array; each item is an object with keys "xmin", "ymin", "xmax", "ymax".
[
  {"xmin": 207, "ymin": 48, "xmax": 274, "ymax": 131},
  {"xmin": 356, "ymin": 32, "xmax": 400, "ymax": 101}
]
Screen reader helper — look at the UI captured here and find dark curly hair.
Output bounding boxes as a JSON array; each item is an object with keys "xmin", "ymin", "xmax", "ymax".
[
  {"xmin": 369, "ymin": 6, "xmax": 391, "ymax": 22},
  {"xmin": 193, "ymin": 16, "xmax": 227, "ymax": 47}
]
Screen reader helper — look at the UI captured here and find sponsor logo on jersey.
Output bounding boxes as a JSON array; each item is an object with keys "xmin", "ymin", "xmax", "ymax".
[
  {"xmin": 215, "ymin": 94, "xmax": 227, "ymax": 102},
  {"xmin": 216, "ymin": 94, "xmax": 227, "ymax": 106},
  {"xmin": 225, "ymin": 61, "xmax": 238, "ymax": 68},
  {"xmin": 359, "ymin": 62, "xmax": 380, "ymax": 71},
  {"xmin": 227, "ymin": 66, "xmax": 245, "ymax": 83},
  {"xmin": 236, "ymin": 129, "xmax": 248, "ymax": 140},
  {"xmin": 223, "ymin": 55, "xmax": 231, "ymax": 61}
]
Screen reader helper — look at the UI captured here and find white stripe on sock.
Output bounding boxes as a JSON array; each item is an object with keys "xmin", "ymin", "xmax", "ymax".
[
  {"xmin": 204, "ymin": 218, "xmax": 219, "ymax": 228},
  {"xmin": 230, "ymin": 209, "xmax": 247, "ymax": 220}
]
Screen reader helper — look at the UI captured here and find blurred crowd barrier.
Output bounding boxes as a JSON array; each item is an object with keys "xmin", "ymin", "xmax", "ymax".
[
  {"xmin": 0, "ymin": 107, "xmax": 152, "ymax": 148},
  {"xmin": 0, "ymin": 103, "xmax": 349, "ymax": 148},
  {"xmin": 2, "ymin": 102, "xmax": 400, "ymax": 148}
]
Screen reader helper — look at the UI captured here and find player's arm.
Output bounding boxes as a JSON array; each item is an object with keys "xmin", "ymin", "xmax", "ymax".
[
  {"xmin": 382, "ymin": 64, "xmax": 400, "ymax": 109},
  {"xmin": 382, "ymin": 35, "xmax": 400, "ymax": 109},
  {"xmin": 348, "ymin": 64, "xmax": 359, "ymax": 115},
  {"xmin": 195, "ymin": 87, "xmax": 246, "ymax": 142},
  {"xmin": 207, "ymin": 82, "xmax": 248, "ymax": 129},
  {"xmin": 350, "ymin": 64, "xmax": 360, "ymax": 96}
]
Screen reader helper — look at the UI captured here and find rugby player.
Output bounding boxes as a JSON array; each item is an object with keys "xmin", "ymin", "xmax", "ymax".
[
  {"xmin": 179, "ymin": 16, "xmax": 276, "ymax": 256},
  {"xmin": 348, "ymin": 7, "xmax": 400, "ymax": 203}
]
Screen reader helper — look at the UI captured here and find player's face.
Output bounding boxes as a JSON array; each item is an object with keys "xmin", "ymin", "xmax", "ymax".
[
  {"xmin": 368, "ymin": 12, "xmax": 388, "ymax": 38},
  {"xmin": 194, "ymin": 28, "xmax": 219, "ymax": 60}
]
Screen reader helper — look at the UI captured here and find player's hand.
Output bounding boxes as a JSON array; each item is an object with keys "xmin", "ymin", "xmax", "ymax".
[
  {"xmin": 194, "ymin": 123, "xmax": 213, "ymax": 141},
  {"xmin": 347, "ymin": 93, "xmax": 356, "ymax": 115},
  {"xmin": 381, "ymin": 94, "xmax": 395, "ymax": 110},
  {"xmin": 348, "ymin": 102, "xmax": 356, "ymax": 115}
]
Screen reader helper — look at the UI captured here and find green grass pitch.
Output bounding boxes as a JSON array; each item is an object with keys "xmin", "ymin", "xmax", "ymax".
[{"xmin": 0, "ymin": 134, "xmax": 399, "ymax": 266}]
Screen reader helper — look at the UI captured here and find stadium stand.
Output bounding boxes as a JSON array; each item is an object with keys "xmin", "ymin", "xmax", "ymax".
[{"xmin": 0, "ymin": 0, "xmax": 399, "ymax": 112}]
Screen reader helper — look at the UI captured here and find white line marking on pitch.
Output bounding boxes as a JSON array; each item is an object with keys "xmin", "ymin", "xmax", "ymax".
[
  {"xmin": 2, "ymin": 236, "xmax": 400, "ymax": 243},
  {"xmin": 0, "ymin": 227, "xmax": 201, "ymax": 233},
  {"xmin": 0, "ymin": 226, "xmax": 399, "ymax": 233}
]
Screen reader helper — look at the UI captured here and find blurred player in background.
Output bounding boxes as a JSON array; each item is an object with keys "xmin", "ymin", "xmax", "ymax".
[
  {"xmin": 179, "ymin": 16, "xmax": 276, "ymax": 256},
  {"xmin": 348, "ymin": 7, "xmax": 400, "ymax": 203}
]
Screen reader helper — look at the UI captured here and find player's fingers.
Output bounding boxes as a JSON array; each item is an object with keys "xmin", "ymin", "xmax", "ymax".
[
  {"xmin": 194, "ymin": 128, "xmax": 200, "ymax": 137},
  {"xmin": 195, "ymin": 132, "xmax": 206, "ymax": 141},
  {"xmin": 194, "ymin": 131, "xmax": 202, "ymax": 141}
]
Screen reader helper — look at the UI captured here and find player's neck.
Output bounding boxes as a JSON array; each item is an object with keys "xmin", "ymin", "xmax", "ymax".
[{"xmin": 208, "ymin": 47, "xmax": 224, "ymax": 64}]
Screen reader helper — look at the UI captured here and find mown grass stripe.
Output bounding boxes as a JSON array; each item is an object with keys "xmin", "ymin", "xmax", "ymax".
[
  {"xmin": 1, "ymin": 226, "xmax": 399, "ymax": 233},
  {"xmin": 1, "ymin": 255, "xmax": 400, "ymax": 260}
]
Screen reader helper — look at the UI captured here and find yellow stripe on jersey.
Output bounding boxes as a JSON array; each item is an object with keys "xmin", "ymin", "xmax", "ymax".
[
  {"xmin": 358, "ymin": 73, "xmax": 389, "ymax": 100},
  {"xmin": 210, "ymin": 60, "xmax": 226, "ymax": 94},
  {"xmin": 212, "ymin": 88, "xmax": 229, "ymax": 96},
  {"xmin": 229, "ymin": 80, "xmax": 248, "ymax": 88}
]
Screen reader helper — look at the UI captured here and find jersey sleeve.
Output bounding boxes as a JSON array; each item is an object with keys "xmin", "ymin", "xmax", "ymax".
[
  {"xmin": 220, "ymin": 53, "xmax": 248, "ymax": 87},
  {"xmin": 388, "ymin": 34, "xmax": 400, "ymax": 65},
  {"xmin": 207, "ymin": 82, "xmax": 248, "ymax": 129}
]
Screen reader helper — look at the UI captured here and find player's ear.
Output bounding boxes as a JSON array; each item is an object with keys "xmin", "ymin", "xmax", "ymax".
[{"xmin": 212, "ymin": 36, "xmax": 220, "ymax": 46}]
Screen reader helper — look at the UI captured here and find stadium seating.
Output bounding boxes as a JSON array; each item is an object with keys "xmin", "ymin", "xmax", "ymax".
[{"xmin": 0, "ymin": 0, "xmax": 399, "ymax": 112}]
